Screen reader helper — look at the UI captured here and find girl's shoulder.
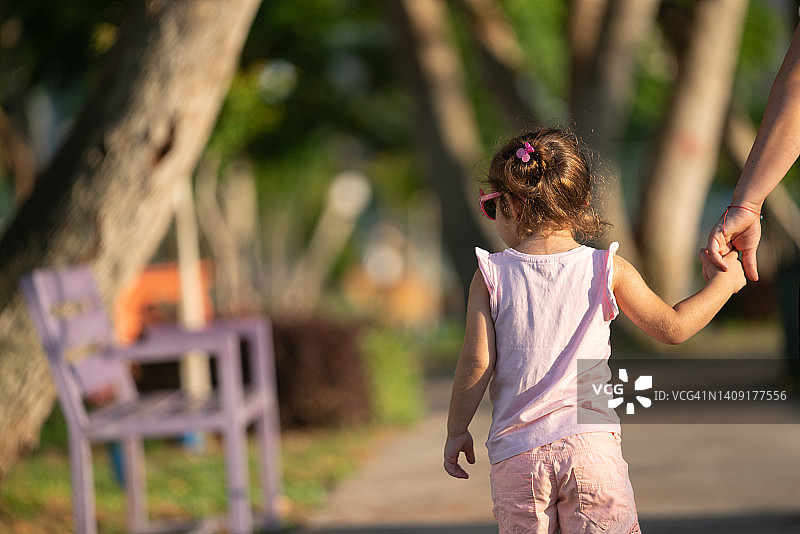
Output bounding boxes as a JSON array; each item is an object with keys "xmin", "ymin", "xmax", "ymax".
[
  {"xmin": 475, "ymin": 247, "xmax": 498, "ymax": 295},
  {"xmin": 610, "ymin": 253, "xmax": 639, "ymax": 292}
]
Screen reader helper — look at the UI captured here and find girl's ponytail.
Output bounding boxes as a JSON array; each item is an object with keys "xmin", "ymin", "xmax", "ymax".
[{"xmin": 484, "ymin": 127, "xmax": 604, "ymax": 241}]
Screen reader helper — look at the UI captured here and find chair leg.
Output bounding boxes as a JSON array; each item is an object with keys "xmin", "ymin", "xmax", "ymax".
[
  {"xmin": 122, "ymin": 437, "xmax": 148, "ymax": 531},
  {"xmin": 225, "ymin": 427, "xmax": 253, "ymax": 534},
  {"xmin": 249, "ymin": 319, "xmax": 283, "ymax": 528},
  {"xmin": 68, "ymin": 432, "xmax": 98, "ymax": 534},
  {"xmin": 255, "ymin": 403, "xmax": 283, "ymax": 527}
]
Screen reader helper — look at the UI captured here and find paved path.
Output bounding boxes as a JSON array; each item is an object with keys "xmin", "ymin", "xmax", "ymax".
[{"xmin": 296, "ymin": 378, "xmax": 800, "ymax": 534}]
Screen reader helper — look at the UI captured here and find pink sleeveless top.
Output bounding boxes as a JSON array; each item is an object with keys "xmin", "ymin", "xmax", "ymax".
[{"xmin": 476, "ymin": 243, "xmax": 621, "ymax": 464}]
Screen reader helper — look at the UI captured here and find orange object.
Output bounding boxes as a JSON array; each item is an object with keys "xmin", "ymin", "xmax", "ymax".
[{"xmin": 114, "ymin": 261, "xmax": 214, "ymax": 344}]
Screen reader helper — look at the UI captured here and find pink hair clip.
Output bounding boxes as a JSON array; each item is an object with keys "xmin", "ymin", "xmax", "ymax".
[{"xmin": 516, "ymin": 142, "xmax": 534, "ymax": 162}]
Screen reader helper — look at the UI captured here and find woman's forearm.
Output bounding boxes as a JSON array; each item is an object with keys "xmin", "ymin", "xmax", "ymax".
[{"xmin": 735, "ymin": 24, "xmax": 800, "ymax": 208}]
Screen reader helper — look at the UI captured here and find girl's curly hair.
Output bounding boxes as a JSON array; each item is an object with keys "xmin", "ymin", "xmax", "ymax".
[{"xmin": 484, "ymin": 127, "xmax": 604, "ymax": 242}]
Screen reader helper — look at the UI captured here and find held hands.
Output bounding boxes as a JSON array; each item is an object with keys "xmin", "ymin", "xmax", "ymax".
[
  {"xmin": 707, "ymin": 207, "xmax": 762, "ymax": 281},
  {"xmin": 699, "ymin": 248, "xmax": 746, "ymax": 293},
  {"xmin": 444, "ymin": 432, "xmax": 475, "ymax": 479}
]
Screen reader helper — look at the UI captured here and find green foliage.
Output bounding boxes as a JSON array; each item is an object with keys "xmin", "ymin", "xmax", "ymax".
[
  {"xmin": 37, "ymin": 405, "xmax": 68, "ymax": 448},
  {"xmin": 736, "ymin": 1, "xmax": 792, "ymax": 120},
  {"xmin": 503, "ymin": 0, "xmax": 570, "ymax": 115},
  {"xmin": 219, "ymin": 0, "xmax": 411, "ymax": 162},
  {"xmin": 629, "ymin": 29, "xmax": 675, "ymax": 138},
  {"xmin": 418, "ymin": 319, "xmax": 467, "ymax": 377},
  {"xmin": 207, "ymin": 64, "xmax": 288, "ymax": 160},
  {"xmin": 361, "ymin": 327, "xmax": 423, "ymax": 426},
  {"xmin": 366, "ymin": 149, "xmax": 422, "ymax": 211}
]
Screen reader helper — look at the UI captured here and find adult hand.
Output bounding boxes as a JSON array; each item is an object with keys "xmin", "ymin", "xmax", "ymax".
[{"xmin": 706, "ymin": 207, "xmax": 762, "ymax": 281}]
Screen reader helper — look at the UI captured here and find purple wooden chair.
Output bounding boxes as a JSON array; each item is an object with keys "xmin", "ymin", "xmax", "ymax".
[{"xmin": 20, "ymin": 266, "xmax": 282, "ymax": 534}]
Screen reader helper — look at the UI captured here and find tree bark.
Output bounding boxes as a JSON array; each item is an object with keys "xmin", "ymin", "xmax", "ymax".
[
  {"xmin": 637, "ymin": 0, "xmax": 747, "ymax": 304},
  {"xmin": 569, "ymin": 0, "xmax": 659, "ymax": 264},
  {"xmin": 0, "ymin": 0, "xmax": 260, "ymax": 479},
  {"xmin": 571, "ymin": 0, "xmax": 660, "ymax": 153},
  {"xmin": 455, "ymin": 0, "xmax": 537, "ymax": 130},
  {"xmin": 569, "ymin": 0, "xmax": 610, "ymax": 120},
  {"xmin": 384, "ymin": 0, "xmax": 496, "ymax": 295}
]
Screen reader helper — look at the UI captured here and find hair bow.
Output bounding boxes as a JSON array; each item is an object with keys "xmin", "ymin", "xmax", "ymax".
[{"xmin": 515, "ymin": 142, "xmax": 534, "ymax": 162}]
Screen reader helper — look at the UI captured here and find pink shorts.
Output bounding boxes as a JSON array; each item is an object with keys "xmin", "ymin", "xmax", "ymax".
[{"xmin": 490, "ymin": 432, "xmax": 640, "ymax": 534}]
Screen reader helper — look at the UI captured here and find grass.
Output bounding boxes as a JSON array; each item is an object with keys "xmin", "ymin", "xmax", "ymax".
[
  {"xmin": 0, "ymin": 423, "xmax": 389, "ymax": 532},
  {"xmin": 361, "ymin": 327, "xmax": 425, "ymax": 425}
]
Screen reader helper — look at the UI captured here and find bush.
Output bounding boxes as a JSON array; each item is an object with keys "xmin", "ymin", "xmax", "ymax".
[
  {"xmin": 272, "ymin": 317, "xmax": 371, "ymax": 428},
  {"xmin": 361, "ymin": 328, "xmax": 423, "ymax": 426}
]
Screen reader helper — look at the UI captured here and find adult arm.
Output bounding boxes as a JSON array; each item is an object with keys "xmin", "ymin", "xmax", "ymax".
[
  {"xmin": 444, "ymin": 269, "xmax": 496, "ymax": 479},
  {"xmin": 708, "ymin": 23, "xmax": 800, "ymax": 280}
]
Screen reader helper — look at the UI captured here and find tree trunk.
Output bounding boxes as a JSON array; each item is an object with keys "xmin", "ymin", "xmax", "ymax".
[
  {"xmin": 571, "ymin": 0, "xmax": 660, "ymax": 153},
  {"xmin": 0, "ymin": 0, "xmax": 260, "ymax": 480},
  {"xmin": 569, "ymin": 0, "xmax": 610, "ymax": 120},
  {"xmin": 637, "ymin": 0, "xmax": 747, "ymax": 304},
  {"xmin": 455, "ymin": 0, "xmax": 537, "ymax": 130},
  {"xmin": 196, "ymin": 157, "xmax": 266, "ymax": 315},
  {"xmin": 384, "ymin": 0, "xmax": 496, "ymax": 295},
  {"xmin": 569, "ymin": 0, "xmax": 659, "ymax": 264}
]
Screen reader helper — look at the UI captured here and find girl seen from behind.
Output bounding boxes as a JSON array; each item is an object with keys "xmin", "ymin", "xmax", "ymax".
[{"xmin": 444, "ymin": 127, "xmax": 746, "ymax": 533}]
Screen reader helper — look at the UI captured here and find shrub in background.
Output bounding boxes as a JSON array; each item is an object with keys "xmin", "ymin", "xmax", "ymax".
[
  {"xmin": 361, "ymin": 328, "xmax": 423, "ymax": 426},
  {"xmin": 272, "ymin": 316, "xmax": 371, "ymax": 428}
]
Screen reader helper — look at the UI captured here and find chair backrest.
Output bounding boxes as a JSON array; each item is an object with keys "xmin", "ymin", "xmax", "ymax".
[{"xmin": 20, "ymin": 266, "xmax": 133, "ymax": 428}]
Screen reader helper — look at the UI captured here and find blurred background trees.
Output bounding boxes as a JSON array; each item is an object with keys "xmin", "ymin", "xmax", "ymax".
[
  {"xmin": 0, "ymin": 0, "xmax": 798, "ymax": 479},
  {"xmin": 0, "ymin": 0, "xmax": 262, "ymax": 477}
]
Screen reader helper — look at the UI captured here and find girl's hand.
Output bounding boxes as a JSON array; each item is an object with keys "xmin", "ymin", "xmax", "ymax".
[
  {"xmin": 444, "ymin": 432, "xmax": 475, "ymax": 479},
  {"xmin": 699, "ymin": 248, "xmax": 746, "ymax": 293}
]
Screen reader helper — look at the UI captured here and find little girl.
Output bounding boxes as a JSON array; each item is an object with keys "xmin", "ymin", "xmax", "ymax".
[{"xmin": 444, "ymin": 127, "xmax": 746, "ymax": 534}]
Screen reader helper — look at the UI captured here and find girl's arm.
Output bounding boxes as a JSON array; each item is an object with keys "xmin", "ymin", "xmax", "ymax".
[
  {"xmin": 613, "ymin": 250, "xmax": 746, "ymax": 345},
  {"xmin": 444, "ymin": 269, "xmax": 496, "ymax": 479}
]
